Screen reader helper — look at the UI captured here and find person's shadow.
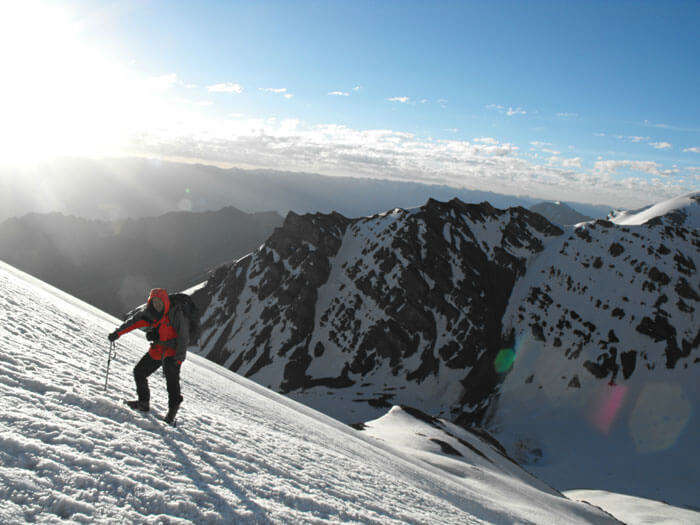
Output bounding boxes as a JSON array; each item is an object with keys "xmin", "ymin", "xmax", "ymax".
[{"xmin": 159, "ymin": 426, "xmax": 273, "ymax": 524}]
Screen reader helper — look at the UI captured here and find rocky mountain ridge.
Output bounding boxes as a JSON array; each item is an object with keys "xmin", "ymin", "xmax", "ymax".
[
  {"xmin": 195, "ymin": 193, "xmax": 698, "ymax": 429},
  {"xmin": 196, "ymin": 198, "xmax": 565, "ymax": 425}
]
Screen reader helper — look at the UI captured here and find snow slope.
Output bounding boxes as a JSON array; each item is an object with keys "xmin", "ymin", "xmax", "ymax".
[
  {"xmin": 0, "ymin": 260, "xmax": 616, "ymax": 524},
  {"xmin": 565, "ymin": 490, "xmax": 700, "ymax": 525},
  {"xmin": 363, "ymin": 408, "xmax": 700, "ymax": 524},
  {"xmin": 608, "ymin": 191, "xmax": 699, "ymax": 227}
]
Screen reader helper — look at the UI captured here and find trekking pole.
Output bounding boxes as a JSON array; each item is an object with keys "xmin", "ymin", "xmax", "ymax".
[{"xmin": 104, "ymin": 341, "xmax": 116, "ymax": 392}]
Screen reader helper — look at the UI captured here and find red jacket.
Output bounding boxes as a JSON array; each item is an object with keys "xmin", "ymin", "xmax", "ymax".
[{"xmin": 115, "ymin": 289, "xmax": 189, "ymax": 361}]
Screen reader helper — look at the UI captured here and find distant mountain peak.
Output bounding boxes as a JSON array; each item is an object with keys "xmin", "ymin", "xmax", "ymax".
[{"xmin": 529, "ymin": 200, "xmax": 593, "ymax": 226}]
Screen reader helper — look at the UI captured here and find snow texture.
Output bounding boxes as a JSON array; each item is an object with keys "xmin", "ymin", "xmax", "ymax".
[{"xmin": 0, "ymin": 260, "xmax": 618, "ymax": 524}]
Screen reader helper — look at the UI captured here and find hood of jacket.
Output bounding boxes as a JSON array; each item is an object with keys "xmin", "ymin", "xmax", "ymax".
[{"xmin": 147, "ymin": 288, "xmax": 170, "ymax": 320}]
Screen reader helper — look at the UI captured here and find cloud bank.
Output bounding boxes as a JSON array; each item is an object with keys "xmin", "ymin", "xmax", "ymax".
[{"xmin": 126, "ymin": 116, "xmax": 692, "ymax": 208}]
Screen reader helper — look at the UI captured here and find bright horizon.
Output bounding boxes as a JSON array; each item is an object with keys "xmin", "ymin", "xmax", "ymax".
[{"xmin": 1, "ymin": 0, "xmax": 698, "ymax": 208}]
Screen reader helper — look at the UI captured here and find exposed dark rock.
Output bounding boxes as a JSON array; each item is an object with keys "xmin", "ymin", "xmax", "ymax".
[
  {"xmin": 611, "ymin": 308, "xmax": 625, "ymax": 319},
  {"xmin": 636, "ymin": 315, "xmax": 689, "ymax": 369},
  {"xmin": 674, "ymin": 251, "xmax": 695, "ymax": 275},
  {"xmin": 620, "ymin": 351, "xmax": 637, "ymax": 379},
  {"xmin": 609, "ymin": 242, "xmax": 624, "ymax": 257},
  {"xmin": 531, "ymin": 323, "xmax": 545, "ymax": 341},
  {"xmin": 583, "ymin": 348, "xmax": 618, "ymax": 381},
  {"xmin": 676, "ymin": 277, "xmax": 699, "ymax": 301},
  {"xmin": 430, "ymin": 438, "xmax": 464, "ymax": 457},
  {"xmin": 568, "ymin": 375, "xmax": 581, "ymax": 388},
  {"xmin": 399, "ymin": 405, "xmax": 444, "ymax": 428},
  {"xmin": 648, "ymin": 267, "xmax": 671, "ymax": 286}
]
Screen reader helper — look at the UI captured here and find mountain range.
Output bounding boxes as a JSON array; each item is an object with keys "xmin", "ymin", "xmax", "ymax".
[
  {"xmin": 192, "ymin": 191, "xmax": 699, "ymax": 508},
  {"xmin": 0, "ymin": 157, "xmax": 612, "ymax": 222},
  {"xmin": 0, "ymin": 207, "xmax": 280, "ymax": 316}
]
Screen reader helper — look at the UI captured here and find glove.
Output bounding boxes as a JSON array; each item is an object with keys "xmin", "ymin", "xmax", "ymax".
[
  {"xmin": 108, "ymin": 331, "xmax": 119, "ymax": 342},
  {"xmin": 146, "ymin": 328, "xmax": 159, "ymax": 342}
]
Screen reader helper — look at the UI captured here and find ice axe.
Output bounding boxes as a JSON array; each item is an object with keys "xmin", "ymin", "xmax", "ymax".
[{"xmin": 104, "ymin": 341, "xmax": 116, "ymax": 392}]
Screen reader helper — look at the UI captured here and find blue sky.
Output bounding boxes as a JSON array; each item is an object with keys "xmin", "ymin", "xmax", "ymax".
[{"xmin": 2, "ymin": 0, "xmax": 698, "ymax": 206}]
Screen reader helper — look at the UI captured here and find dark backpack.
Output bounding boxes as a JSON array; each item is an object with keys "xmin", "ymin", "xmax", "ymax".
[{"xmin": 169, "ymin": 293, "xmax": 201, "ymax": 346}]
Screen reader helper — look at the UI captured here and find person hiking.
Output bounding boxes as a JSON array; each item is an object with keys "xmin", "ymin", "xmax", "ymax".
[{"xmin": 108, "ymin": 288, "xmax": 189, "ymax": 425}]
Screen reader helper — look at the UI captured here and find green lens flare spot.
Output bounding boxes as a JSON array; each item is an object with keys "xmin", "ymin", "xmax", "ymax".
[
  {"xmin": 185, "ymin": 188, "xmax": 191, "ymax": 193},
  {"xmin": 494, "ymin": 348, "xmax": 516, "ymax": 374}
]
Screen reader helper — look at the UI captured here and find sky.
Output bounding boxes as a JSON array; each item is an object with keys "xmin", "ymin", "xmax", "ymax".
[{"xmin": 0, "ymin": 0, "xmax": 698, "ymax": 208}]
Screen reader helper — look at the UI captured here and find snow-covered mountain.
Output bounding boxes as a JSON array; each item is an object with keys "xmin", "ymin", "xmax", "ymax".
[
  {"xmin": 608, "ymin": 191, "xmax": 700, "ymax": 228},
  {"xmin": 194, "ymin": 191, "xmax": 699, "ymax": 510},
  {"xmin": 492, "ymin": 191, "xmax": 699, "ymax": 507},
  {"xmin": 196, "ymin": 199, "xmax": 563, "ymax": 426},
  {"xmin": 0, "ymin": 261, "xmax": 625, "ymax": 523}
]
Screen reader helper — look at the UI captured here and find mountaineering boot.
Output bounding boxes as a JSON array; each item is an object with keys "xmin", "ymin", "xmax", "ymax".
[
  {"xmin": 164, "ymin": 399, "xmax": 181, "ymax": 426},
  {"xmin": 125, "ymin": 399, "xmax": 150, "ymax": 412}
]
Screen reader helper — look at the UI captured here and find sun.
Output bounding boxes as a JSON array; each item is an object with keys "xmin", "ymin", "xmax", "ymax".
[{"xmin": 0, "ymin": 2, "xmax": 170, "ymax": 164}]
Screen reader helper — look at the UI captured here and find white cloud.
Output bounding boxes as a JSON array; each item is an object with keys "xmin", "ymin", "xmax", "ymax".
[
  {"xmin": 207, "ymin": 82, "xmax": 244, "ymax": 94},
  {"xmin": 548, "ymin": 156, "xmax": 582, "ymax": 168},
  {"xmin": 593, "ymin": 132, "xmax": 606, "ymax": 137},
  {"xmin": 328, "ymin": 91, "xmax": 349, "ymax": 96},
  {"xmin": 258, "ymin": 87, "xmax": 293, "ymax": 99},
  {"xmin": 628, "ymin": 136, "xmax": 651, "ymax": 143},
  {"xmin": 387, "ymin": 96, "xmax": 410, "ymax": 103},
  {"xmin": 649, "ymin": 141, "xmax": 672, "ymax": 150},
  {"xmin": 487, "ymin": 104, "xmax": 526, "ymax": 116},
  {"xmin": 530, "ymin": 141, "xmax": 553, "ymax": 148},
  {"xmin": 556, "ymin": 112, "xmax": 578, "ymax": 118},
  {"xmin": 127, "ymin": 116, "xmax": 692, "ymax": 208},
  {"xmin": 594, "ymin": 159, "xmax": 667, "ymax": 176},
  {"xmin": 683, "ymin": 146, "xmax": 700, "ymax": 153},
  {"xmin": 437, "ymin": 99, "xmax": 448, "ymax": 108},
  {"xmin": 352, "ymin": 85, "xmax": 362, "ymax": 91}
]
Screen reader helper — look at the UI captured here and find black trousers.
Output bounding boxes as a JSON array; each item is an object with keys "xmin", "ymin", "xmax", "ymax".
[{"xmin": 133, "ymin": 353, "xmax": 183, "ymax": 410}]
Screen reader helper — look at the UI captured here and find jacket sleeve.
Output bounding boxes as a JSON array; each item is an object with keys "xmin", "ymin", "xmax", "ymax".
[
  {"xmin": 172, "ymin": 307, "xmax": 190, "ymax": 362},
  {"xmin": 115, "ymin": 307, "xmax": 152, "ymax": 338}
]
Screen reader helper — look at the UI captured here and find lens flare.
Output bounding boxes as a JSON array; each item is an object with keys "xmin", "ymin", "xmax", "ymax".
[
  {"xmin": 494, "ymin": 348, "xmax": 516, "ymax": 374},
  {"xmin": 590, "ymin": 383, "xmax": 628, "ymax": 435},
  {"xmin": 629, "ymin": 382, "xmax": 691, "ymax": 453}
]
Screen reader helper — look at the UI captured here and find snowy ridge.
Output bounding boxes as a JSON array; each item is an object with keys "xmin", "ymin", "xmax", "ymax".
[
  {"xmin": 0, "ymin": 260, "xmax": 622, "ymax": 523},
  {"xmin": 608, "ymin": 191, "xmax": 699, "ymax": 227}
]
